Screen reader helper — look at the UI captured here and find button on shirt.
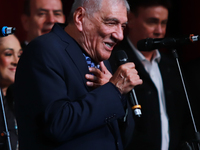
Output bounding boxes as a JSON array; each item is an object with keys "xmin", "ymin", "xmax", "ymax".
[{"xmin": 127, "ymin": 38, "xmax": 169, "ymax": 150}]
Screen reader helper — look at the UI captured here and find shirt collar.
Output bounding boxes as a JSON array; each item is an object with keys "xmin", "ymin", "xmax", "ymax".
[{"xmin": 127, "ymin": 37, "xmax": 161, "ymax": 63}]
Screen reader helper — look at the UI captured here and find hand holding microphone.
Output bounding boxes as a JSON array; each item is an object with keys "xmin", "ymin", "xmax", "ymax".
[
  {"xmin": 109, "ymin": 50, "xmax": 143, "ymax": 117},
  {"xmin": 110, "ymin": 63, "xmax": 140, "ymax": 94}
]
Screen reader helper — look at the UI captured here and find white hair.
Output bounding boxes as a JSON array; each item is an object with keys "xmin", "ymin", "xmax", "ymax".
[{"xmin": 67, "ymin": 0, "xmax": 130, "ymax": 23}]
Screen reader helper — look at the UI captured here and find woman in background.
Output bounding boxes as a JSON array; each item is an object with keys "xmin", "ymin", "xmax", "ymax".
[{"xmin": 0, "ymin": 34, "xmax": 22, "ymax": 150}]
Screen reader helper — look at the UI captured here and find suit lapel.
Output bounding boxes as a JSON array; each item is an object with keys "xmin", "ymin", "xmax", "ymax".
[
  {"xmin": 158, "ymin": 55, "xmax": 176, "ymax": 119},
  {"xmin": 52, "ymin": 23, "xmax": 91, "ymax": 91}
]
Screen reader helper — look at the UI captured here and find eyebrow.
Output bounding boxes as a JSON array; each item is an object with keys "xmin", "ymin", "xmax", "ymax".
[
  {"xmin": 38, "ymin": 8, "xmax": 63, "ymax": 13},
  {"xmin": 3, "ymin": 48, "xmax": 23, "ymax": 52},
  {"xmin": 147, "ymin": 17, "xmax": 168, "ymax": 23},
  {"xmin": 4, "ymin": 48, "xmax": 14, "ymax": 51},
  {"xmin": 103, "ymin": 17, "xmax": 128, "ymax": 25}
]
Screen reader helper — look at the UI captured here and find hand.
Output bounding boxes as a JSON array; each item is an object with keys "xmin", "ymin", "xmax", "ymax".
[
  {"xmin": 85, "ymin": 61, "xmax": 112, "ymax": 88},
  {"xmin": 109, "ymin": 62, "xmax": 143, "ymax": 94}
]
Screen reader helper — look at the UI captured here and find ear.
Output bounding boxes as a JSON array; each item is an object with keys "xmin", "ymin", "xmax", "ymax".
[
  {"xmin": 73, "ymin": 7, "xmax": 86, "ymax": 32},
  {"xmin": 62, "ymin": 14, "xmax": 66, "ymax": 23},
  {"xmin": 127, "ymin": 12, "xmax": 136, "ymax": 28},
  {"xmin": 21, "ymin": 14, "xmax": 30, "ymax": 32}
]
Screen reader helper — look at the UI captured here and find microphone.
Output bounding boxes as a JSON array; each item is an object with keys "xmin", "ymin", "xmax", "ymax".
[
  {"xmin": 137, "ymin": 34, "xmax": 200, "ymax": 51},
  {"xmin": 0, "ymin": 26, "xmax": 16, "ymax": 37},
  {"xmin": 115, "ymin": 50, "xmax": 142, "ymax": 117}
]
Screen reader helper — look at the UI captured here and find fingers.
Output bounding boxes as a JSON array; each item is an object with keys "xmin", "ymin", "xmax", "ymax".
[
  {"xmin": 85, "ymin": 74, "xmax": 98, "ymax": 82},
  {"xmin": 85, "ymin": 74, "xmax": 100, "ymax": 88},
  {"xmin": 85, "ymin": 64, "xmax": 112, "ymax": 88},
  {"xmin": 99, "ymin": 61, "xmax": 107, "ymax": 73},
  {"xmin": 110, "ymin": 62, "xmax": 142, "ymax": 94},
  {"xmin": 117, "ymin": 62, "xmax": 135, "ymax": 71},
  {"xmin": 88, "ymin": 67, "xmax": 101, "ymax": 76}
]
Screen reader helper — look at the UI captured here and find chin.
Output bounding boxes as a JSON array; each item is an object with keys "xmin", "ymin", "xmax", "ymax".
[
  {"xmin": 7, "ymin": 77, "xmax": 14, "ymax": 84},
  {"xmin": 105, "ymin": 50, "xmax": 112, "ymax": 58},
  {"xmin": 99, "ymin": 54, "xmax": 110, "ymax": 61}
]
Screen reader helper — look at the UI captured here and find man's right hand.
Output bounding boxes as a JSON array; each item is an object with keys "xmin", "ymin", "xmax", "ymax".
[{"xmin": 109, "ymin": 62, "xmax": 142, "ymax": 95}]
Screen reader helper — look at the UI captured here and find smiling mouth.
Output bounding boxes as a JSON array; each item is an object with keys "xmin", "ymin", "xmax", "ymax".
[
  {"xmin": 9, "ymin": 68, "xmax": 16, "ymax": 71},
  {"xmin": 104, "ymin": 42, "xmax": 115, "ymax": 49}
]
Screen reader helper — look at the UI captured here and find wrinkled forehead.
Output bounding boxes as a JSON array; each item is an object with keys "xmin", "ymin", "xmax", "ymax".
[
  {"xmin": 31, "ymin": 0, "xmax": 63, "ymax": 11},
  {"xmin": 99, "ymin": 0, "xmax": 128, "ymax": 19},
  {"xmin": 100, "ymin": 0, "xmax": 128, "ymax": 10}
]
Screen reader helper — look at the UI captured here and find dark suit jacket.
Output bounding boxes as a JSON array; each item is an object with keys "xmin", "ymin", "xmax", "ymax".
[
  {"xmin": 20, "ymin": 41, "xmax": 28, "ymax": 51},
  {"xmin": 14, "ymin": 23, "xmax": 130, "ymax": 150},
  {"xmin": 109, "ymin": 38, "xmax": 194, "ymax": 150},
  {"xmin": 183, "ymin": 58, "xmax": 200, "ymax": 132}
]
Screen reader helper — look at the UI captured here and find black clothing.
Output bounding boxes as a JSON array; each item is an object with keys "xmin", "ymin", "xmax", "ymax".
[{"xmin": 0, "ymin": 88, "xmax": 18, "ymax": 150}]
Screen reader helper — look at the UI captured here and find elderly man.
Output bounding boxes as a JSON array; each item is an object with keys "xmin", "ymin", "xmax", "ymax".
[{"xmin": 14, "ymin": 0, "xmax": 142, "ymax": 149}]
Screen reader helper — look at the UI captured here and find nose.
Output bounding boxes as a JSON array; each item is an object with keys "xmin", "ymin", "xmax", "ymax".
[
  {"xmin": 46, "ymin": 12, "xmax": 56, "ymax": 23},
  {"xmin": 11, "ymin": 55, "xmax": 19, "ymax": 66},
  {"xmin": 112, "ymin": 25, "xmax": 124, "ymax": 42},
  {"xmin": 154, "ymin": 24, "xmax": 163, "ymax": 37}
]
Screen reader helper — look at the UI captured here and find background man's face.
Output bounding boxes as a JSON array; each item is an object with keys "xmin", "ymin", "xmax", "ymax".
[
  {"xmin": 22, "ymin": 0, "xmax": 65, "ymax": 42},
  {"xmin": 128, "ymin": 5, "xmax": 168, "ymax": 47}
]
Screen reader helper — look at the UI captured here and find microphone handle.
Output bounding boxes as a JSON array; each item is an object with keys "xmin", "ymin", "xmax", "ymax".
[
  {"xmin": 129, "ymin": 89, "xmax": 142, "ymax": 117},
  {"xmin": 115, "ymin": 50, "xmax": 142, "ymax": 117}
]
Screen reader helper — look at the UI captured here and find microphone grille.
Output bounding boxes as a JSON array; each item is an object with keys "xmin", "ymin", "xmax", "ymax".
[
  {"xmin": 115, "ymin": 50, "xmax": 128, "ymax": 66},
  {"xmin": 137, "ymin": 38, "xmax": 155, "ymax": 51}
]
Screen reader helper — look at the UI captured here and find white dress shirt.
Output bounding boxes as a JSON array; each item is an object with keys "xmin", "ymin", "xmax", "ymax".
[{"xmin": 127, "ymin": 38, "xmax": 169, "ymax": 150}]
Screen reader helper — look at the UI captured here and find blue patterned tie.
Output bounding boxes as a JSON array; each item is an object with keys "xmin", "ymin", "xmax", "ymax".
[{"xmin": 83, "ymin": 53, "xmax": 100, "ymax": 69}]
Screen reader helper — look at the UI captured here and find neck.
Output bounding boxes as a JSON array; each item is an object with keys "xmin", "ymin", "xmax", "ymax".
[
  {"xmin": 26, "ymin": 35, "xmax": 32, "ymax": 43},
  {"xmin": 128, "ymin": 36, "xmax": 156, "ymax": 62},
  {"xmin": 0, "ymin": 81, "xmax": 11, "ymax": 96},
  {"xmin": 140, "ymin": 50, "xmax": 155, "ymax": 62},
  {"xmin": 64, "ymin": 24, "xmax": 93, "ymax": 61},
  {"xmin": 64, "ymin": 23, "xmax": 78, "ymax": 40},
  {"xmin": 1, "ymin": 87, "xmax": 7, "ymax": 96}
]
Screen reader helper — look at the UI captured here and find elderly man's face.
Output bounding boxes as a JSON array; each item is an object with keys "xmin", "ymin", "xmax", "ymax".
[{"xmin": 81, "ymin": 0, "xmax": 128, "ymax": 62}]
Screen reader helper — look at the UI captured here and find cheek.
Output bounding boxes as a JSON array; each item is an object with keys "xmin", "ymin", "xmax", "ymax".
[
  {"xmin": 32, "ymin": 17, "xmax": 44, "ymax": 29},
  {"xmin": 131, "ymin": 24, "xmax": 150, "ymax": 39},
  {"xmin": 56, "ymin": 17, "xmax": 65, "ymax": 24},
  {"xmin": 98, "ymin": 26, "xmax": 111, "ymax": 37},
  {"xmin": 142, "ymin": 24, "xmax": 155, "ymax": 35},
  {"xmin": 162, "ymin": 27, "xmax": 167, "ymax": 34},
  {"xmin": 0, "ymin": 57, "xmax": 9, "ymax": 69},
  {"xmin": 88, "ymin": 27, "xmax": 105, "ymax": 47}
]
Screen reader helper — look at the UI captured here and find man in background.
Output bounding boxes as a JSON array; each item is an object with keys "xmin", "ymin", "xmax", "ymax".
[
  {"xmin": 21, "ymin": 0, "xmax": 65, "ymax": 48},
  {"xmin": 109, "ymin": 0, "xmax": 194, "ymax": 149}
]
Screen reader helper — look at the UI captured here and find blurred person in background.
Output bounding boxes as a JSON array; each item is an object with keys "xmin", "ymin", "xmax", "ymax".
[
  {"xmin": 21, "ymin": 0, "xmax": 65, "ymax": 49},
  {"xmin": 0, "ymin": 34, "xmax": 22, "ymax": 150}
]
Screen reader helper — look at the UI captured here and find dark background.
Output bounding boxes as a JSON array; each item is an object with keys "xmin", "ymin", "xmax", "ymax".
[{"xmin": 0, "ymin": 0, "xmax": 200, "ymax": 63}]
